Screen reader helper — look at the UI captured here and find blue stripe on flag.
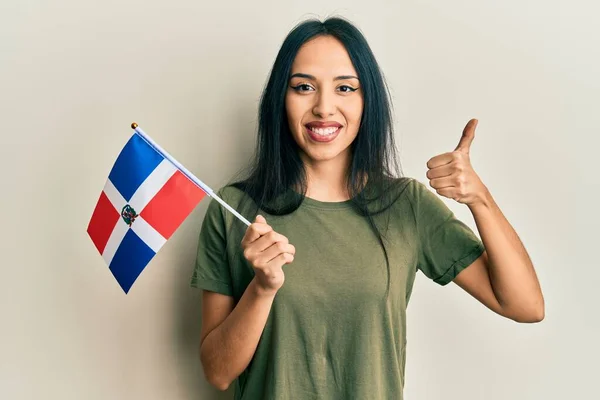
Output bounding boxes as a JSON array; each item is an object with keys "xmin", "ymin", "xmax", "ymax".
[
  {"xmin": 108, "ymin": 133, "xmax": 164, "ymax": 201},
  {"xmin": 109, "ymin": 229, "xmax": 156, "ymax": 293}
]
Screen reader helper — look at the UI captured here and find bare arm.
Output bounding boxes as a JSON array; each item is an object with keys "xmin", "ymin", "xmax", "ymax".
[
  {"xmin": 199, "ymin": 279, "xmax": 277, "ymax": 390},
  {"xmin": 427, "ymin": 118, "xmax": 544, "ymax": 323},
  {"xmin": 198, "ymin": 215, "xmax": 294, "ymax": 390},
  {"xmin": 454, "ymin": 190, "xmax": 544, "ymax": 323}
]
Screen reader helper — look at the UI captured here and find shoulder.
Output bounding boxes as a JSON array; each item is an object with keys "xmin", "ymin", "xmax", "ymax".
[
  {"xmin": 379, "ymin": 176, "xmax": 423, "ymax": 206},
  {"xmin": 401, "ymin": 177, "xmax": 456, "ymax": 225},
  {"xmin": 393, "ymin": 176, "xmax": 437, "ymax": 203},
  {"xmin": 214, "ymin": 184, "xmax": 249, "ymax": 205},
  {"xmin": 398, "ymin": 176, "xmax": 426, "ymax": 194},
  {"xmin": 202, "ymin": 185, "xmax": 247, "ymax": 222},
  {"xmin": 208, "ymin": 184, "xmax": 257, "ymax": 227},
  {"xmin": 358, "ymin": 176, "xmax": 417, "ymax": 219},
  {"xmin": 383, "ymin": 176, "xmax": 443, "ymax": 220}
]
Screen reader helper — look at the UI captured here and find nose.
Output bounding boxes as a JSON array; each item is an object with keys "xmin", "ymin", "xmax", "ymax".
[{"xmin": 312, "ymin": 90, "xmax": 336, "ymax": 118}]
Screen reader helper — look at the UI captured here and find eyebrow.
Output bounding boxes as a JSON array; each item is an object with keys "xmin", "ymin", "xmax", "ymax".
[{"xmin": 289, "ymin": 73, "xmax": 359, "ymax": 81}]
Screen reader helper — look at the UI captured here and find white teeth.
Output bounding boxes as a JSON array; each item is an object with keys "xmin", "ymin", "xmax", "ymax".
[{"xmin": 309, "ymin": 126, "xmax": 339, "ymax": 136}]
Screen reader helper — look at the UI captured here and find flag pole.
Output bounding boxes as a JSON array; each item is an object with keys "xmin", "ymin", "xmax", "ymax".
[{"xmin": 130, "ymin": 122, "xmax": 251, "ymax": 227}]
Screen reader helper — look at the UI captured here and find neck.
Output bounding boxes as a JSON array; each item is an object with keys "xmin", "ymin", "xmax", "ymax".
[{"xmin": 299, "ymin": 151, "xmax": 352, "ymax": 202}]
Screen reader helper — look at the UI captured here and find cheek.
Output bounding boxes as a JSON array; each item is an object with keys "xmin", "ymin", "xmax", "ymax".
[
  {"xmin": 284, "ymin": 94, "xmax": 293, "ymax": 121},
  {"xmin": 285, "ymin": 95, "xmax": 304, "ymax": 128},
  {"xmin": 345, "ymin": 99, "xmax": 364, "ymax": 127}
]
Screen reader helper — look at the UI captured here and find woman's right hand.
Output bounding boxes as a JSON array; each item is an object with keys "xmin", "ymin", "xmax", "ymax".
[{"xmin": 241, "ymin": 215, "xmax": 295, "ymax": 296}]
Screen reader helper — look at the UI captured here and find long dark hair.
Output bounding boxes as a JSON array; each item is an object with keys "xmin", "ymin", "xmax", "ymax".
[{"xmin": 228, "ymin": 16, "xmax": 408, "ymax": 298}]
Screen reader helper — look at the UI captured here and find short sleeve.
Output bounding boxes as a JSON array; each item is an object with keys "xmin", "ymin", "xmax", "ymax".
[
  {"xmin": 409, "ymin": 179, "xmax": 485, "ymax": 286},
  {"xmin": 190, "ymin": 189, "xmax": 234, "ymax": 296}
]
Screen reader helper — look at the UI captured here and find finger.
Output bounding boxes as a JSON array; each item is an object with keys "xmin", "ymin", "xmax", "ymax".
[
  {"xmin": 261, "ymin": 242, "xmax": 296, "ymax": 264},
  {"xmin": 426, "ymin": 163, "xmax": 456, "ymax": 180},
  {"xmin": 436, "ymin": 187, "xmax": 459, "ymax": 201},
  {"xmin": 242, "ymin": 215, "xmax": 272, "ymax": 245},
  {"xmin": 281, "ymin": 252, "xmax": 295, "ymax": 266},
  {"xmin": 429, "ymin": 176, "xmax": 456, "ymax": 189},
  {"xmin": 426, "ymin": 152, "xmax": 454, "ymax": 169},
  {"xmin": 454, "ymin": 118, "xmax": 478, "ymax": 154},
  {"xmin": 253, "ymin": 230, "xmax": 289, "ymax": 253},
  {"xmin": 272, "ymin": 252, "xmax": 295, "ymax": 268}
]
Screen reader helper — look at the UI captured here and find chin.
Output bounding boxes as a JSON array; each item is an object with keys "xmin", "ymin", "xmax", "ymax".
[{"xmin": 302, "ymin": 147, "xmax": 346, "ymax": 163}]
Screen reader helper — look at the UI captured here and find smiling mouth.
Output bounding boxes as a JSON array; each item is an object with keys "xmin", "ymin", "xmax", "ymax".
[
  {"xmin": 307, "ymin": 126, "xmax": 340, "ymax": 136},
  {"xmin": 304, "ymin": 125, "xmax": 342, "ymax": 143}
]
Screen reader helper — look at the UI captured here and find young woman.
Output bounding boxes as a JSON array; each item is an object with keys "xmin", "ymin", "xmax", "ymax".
[{"xmin": 190, "ymin": 17, "xmax": 544, "ymax": 400}]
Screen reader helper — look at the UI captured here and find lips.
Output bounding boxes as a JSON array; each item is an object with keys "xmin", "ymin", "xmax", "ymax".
[
  {"xmin": 305, "ymin": 121, "xmax": 343, "ymax": 129},
  {"xmin": 304, "ymin": 124, "xmax": 341, "ymax": 143}
]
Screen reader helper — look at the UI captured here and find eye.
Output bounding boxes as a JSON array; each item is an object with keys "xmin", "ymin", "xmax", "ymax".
[
  {"xmin": 338, "ymin": 85, "xmax": 358, "ymax": 93},
  {"xmin": 291, "ymin": 83, "xmax": 314, "ymax": 92}
]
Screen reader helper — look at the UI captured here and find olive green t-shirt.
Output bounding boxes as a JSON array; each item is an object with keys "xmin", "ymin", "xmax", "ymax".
[{"xmin": 190, "ymin": 177, "xmax": 485, "ymax": 400}]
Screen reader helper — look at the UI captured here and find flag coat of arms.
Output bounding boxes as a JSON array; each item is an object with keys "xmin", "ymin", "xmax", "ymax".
[{"xmin": 87, "ymin": 126, "xmax": 207, "ymax": 293}]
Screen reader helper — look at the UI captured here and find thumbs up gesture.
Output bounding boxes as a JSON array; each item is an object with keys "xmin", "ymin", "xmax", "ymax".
[{"xmin": 426, "ymin": 118, "xmax": 489, "ymax": 207}]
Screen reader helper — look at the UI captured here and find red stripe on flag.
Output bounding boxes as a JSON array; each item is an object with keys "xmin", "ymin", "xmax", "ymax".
[
  {"xmin": 87, "ymin": 191, "xmax": 120, "ymax": 254},
  {"xmin": 140, "ymin": 170, "xmax": 206, "ymax": 239}
]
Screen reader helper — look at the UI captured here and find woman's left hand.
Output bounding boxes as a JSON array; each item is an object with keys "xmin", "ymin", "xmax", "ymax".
[{"xmin": 426, "ymin": 118, "xmax": 489, "ymax": 207}]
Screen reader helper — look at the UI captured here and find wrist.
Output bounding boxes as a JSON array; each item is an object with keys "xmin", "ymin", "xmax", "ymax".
[
  {"xmin": 249, "ymin": 277, "xmax": 279, "ymax": 299},
  {"xmin": 468, "ymin": 186, "xmax": 493, "ymax": 211}
]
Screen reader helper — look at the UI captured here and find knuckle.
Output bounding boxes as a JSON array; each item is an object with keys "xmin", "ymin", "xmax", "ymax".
[{"xmin": 249, "ymin": 224, "xmax": 259, "ymax": 235}]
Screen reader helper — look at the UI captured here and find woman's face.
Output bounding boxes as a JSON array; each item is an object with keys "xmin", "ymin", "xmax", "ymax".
[{"xmin": 285, "ymin": 35, "xmax": 364, "ymax": 167}]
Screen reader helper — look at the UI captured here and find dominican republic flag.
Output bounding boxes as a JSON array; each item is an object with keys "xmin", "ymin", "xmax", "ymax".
[{"xmin": 87, "ymin": 126, "xmax": 207, "ymax": 294}]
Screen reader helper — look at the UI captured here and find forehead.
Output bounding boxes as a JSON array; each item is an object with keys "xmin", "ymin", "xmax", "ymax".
[{"xmin": 291, "ymin": 35, "xmax": 357, "ymax": 77}]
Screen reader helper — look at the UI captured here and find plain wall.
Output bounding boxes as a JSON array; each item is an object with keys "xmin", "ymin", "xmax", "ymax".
[{"xmin": 2, "ymin": 1, "xmax": 598, "ymax": 399}]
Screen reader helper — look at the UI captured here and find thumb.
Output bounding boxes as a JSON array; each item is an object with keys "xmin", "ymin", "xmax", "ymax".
[
  {"xmin": 255, "ymin": 214, "xmax": 266, "ymax": 223},
  {"xmin": 455, "ymin": 118, "xmax": 478, "ymax": 154}
]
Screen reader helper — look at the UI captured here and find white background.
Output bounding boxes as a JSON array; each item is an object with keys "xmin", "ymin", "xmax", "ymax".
[{"xmin": 1, "ymin": 1, "xmax": 598, "ymax": 399}]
